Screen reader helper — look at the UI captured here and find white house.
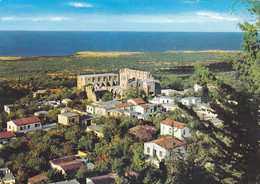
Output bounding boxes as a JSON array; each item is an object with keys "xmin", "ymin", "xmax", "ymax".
[
  {"xmin": 114, "ymin": 102, "xmax": 135, "ymax": 111},
  {"xmin": 61, "ymin": 98, "xmax": 72, "ymax": 106},
  {"xmin": 135, "ymin": 104, "xmax": 156, "ymax": 114},
  {"xmin": 86, "ymin": 100, "xmax": 122, "ymax": 115},
  {"xmin": 149, "ymin": 96, "xmax": 175, "ymax": 105},
  {"xmin": 58, "ymin": 113, "xmax": 79, "ymax": 125},
  {"xmin": 144, "ymin": 137, "xmax": 183, "ymax": 167},
  {"xmin": 7, "ymin": 117, "xmax": 42, "ymax": 133},
  {"xmin": 4, "ymin": 104, "xmax": 17, "ymax": 114},
  {"xmin": 161, "ymin": 104, "xmax": 178, "ymax": 112},
  {"xmin": 34, "ymin": 110, "xmax": 48, "ymax": 117},
  {"xmin": 181, "ymin": 97, "xmax": 201, "ymax": 106},
  {"xmin": 0, "ymin": 131, "xmax": 16, "ymax": 144},
  {"xmin": 50, "ymin": 156, "xmax": 85, "ymax": 177},
  {"xmin": 95, "ymin": 105, "xmax": 116, "ymax": 116},
  {"xmin": 160, "ymin": 118, "xmax": 191, "ymax": 140},
  {"xmin": 0, "ymin": 168, "xmax": 16, "ymax": 184},
  {"xmin": 194, "ymin": 84, "xmax": 218, "ymax": 92},
  {"xmin": 193, "ymin": 103, "xmax": 217, "ymax": 120},
  {"xmin": 148, "ymin": 97, "xmax": 160, "ymax": 105},
  {"xmin": 127, "ymin": 98, "xmax": 145, "ymax": 105},
  {"xmin": 58, "ymin": 107, "xmax": 73, "ymax": 114},
  {"xmin": 159, "ymin": 96, "xmax": 176, "ymax": 104},
  {"xmin": 161, "ymin": 89, "xmax": 177, "ymax": 96}
]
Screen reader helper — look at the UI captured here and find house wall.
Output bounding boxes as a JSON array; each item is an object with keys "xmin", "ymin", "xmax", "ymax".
[
  {"xmin": 144, "ymin": 142, "xmax": 168, "ymax": 161},
  {"xmin": 95, "ymin": 107, "xmax": 108, "ymax": 116},
  {"xmin": 86, "ymin": 106, "xmax": 95, "ymax": 114},
  {"xmin": 7, "ymin": 121, "xmax": 42, "ymax": 132},
  {"xmin": 58, "ymin": 115, "xmax": 79, "ymax": 125},
  {"xmin": 159, "ymin": 97, "xmax": 175, "ymax": 104},
  {"xmin": 135, "ymin": 106, "xmax": 146, "ymax": 114},
  {"xmin": 160, "ymin": 124, "xmax": 191, "ymax": 140}
]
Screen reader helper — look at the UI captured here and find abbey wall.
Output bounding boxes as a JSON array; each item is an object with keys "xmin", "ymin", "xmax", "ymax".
[{"xmin": 77, "ymin": 68, "xmax": 160, "ymax": 102}]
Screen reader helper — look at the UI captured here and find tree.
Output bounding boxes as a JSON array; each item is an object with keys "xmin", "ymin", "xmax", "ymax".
[
  {"xmin": 76, "ymin": 168, "xmax": 88, "ymax": 182},
  {"xmin": 46, "ymin": 169, "xmax": 64, "ymax": 182},
  {"xmin": 191, "ymin": 63, "xmax": 216, "ymax": 85},
  {"xmin": 230, "ymin": 1, "xmax": 260, "ymax": 94},
  {"xmin": 63, "ymin": 142, "xmax": 76, "ymax": 155},
  {"xmin": 132, "ymin": 144, "xmax": 147, "ymax": 172},
  {"xmin": 47, "ymin": 109, "xmax": 60, "ymax": 122},
  {"xmin": 101, "ymin": 92, "xmax": 113, "ymax": 101},
  {"xmin": 178, "ymin": 82, "xmax": 259, "ymax": 183},
  {"xmin": 167, "ymin": 135, "xmax": 217, "ymax": 184}
]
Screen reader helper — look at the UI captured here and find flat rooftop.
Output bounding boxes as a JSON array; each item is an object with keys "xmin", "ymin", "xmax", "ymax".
[{"xmin": 79, "ymin": 73, "xmax": 118, "ymax": 77}]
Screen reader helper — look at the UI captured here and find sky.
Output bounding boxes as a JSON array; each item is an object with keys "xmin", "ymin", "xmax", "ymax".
[{"xmin": 0, "ymin": 0, "xmax": 251, "ymax": 32}]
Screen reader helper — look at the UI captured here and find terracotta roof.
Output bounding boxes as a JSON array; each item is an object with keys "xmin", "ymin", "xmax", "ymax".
[
  {"xmin": 131, "ymin": 98, "xmax": 145, "ymax": 104},
  {"xmin": 129, "ymin": 125, "xmax": 156, "ymax": 135},
  {"xmin": 89, "ymin": 174, "xmax": 117, "ymax": 184},
  {"xmin": 50, "ymin": 155, "xmax": 77, "ymax": 165},
  {"xmin": 28, "ymin": 173, "xmax": 48, "ymax": 184},
  {"xmin": 0, "ymin": 131, "xmax": 16, "ymax": 139},
  {"xmin": 115, "ymin": 102, "xmax": 134, "ymax": 108},
  {"xmin": 161, "ymin": 118, "xmax": 185, "ymax": 129},
  {"xmin": 140, "ymin": 104, "xmax": 149, "ymax": 109},
  {"xmin": 59, "ymin": 160, "xmax": 85, "ymax": 174},
  {"xmin": 148, "ymin": 137, "xmax": 183, "ymax": 150},
  {"xmin": 50, "ymin": 89, "xmax": 59, "ymax": 93},
  {"xmin": 12, "ymin": 116, "xmax": 41, "ymax": 126}
]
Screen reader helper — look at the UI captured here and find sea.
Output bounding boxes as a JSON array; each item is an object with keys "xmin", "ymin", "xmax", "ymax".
[{"xmin": 0, "ymin": 31, "xmax": 243, "ymax": 57}]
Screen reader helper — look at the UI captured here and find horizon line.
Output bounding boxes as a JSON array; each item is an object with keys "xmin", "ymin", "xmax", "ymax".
[{"xmin": 0, "ymin": 30, "xmax": 243, "ymax": 33}]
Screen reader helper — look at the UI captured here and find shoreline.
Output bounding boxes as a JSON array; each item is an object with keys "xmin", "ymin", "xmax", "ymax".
[{"xmin": 0, "ymin": 50, "xmax": 241, "ymax": 60}]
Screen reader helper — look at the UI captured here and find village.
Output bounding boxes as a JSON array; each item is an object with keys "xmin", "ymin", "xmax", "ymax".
[{"xmin": 0, "ymin": 68, "xmax": 222, "ymax": 184}]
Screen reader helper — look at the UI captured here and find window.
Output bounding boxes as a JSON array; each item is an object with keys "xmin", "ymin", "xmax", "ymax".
[
  {"xmin": 153, "ymin": 150, "xmax": 156, "ymax": 157},
  {"xmin": 28, "ymin": 125, "xmax": 30, "ymax": 129},
  {"xmin": 183, "ymin": 130, "xmax": 186, "ymax": 135},
  {"xmin": 35, "ymin": 124, "xmax": 39, "ymax": 127},
  {"xmin": 147, "ymin": 147, "xmax": 150, "ymax": 153},
  {"xmin": 20, "ymin": 127, "xmax": 23, "ymax": 130},
  {"xmin": 9, "ymin": 125, "xmax": 11, "ymax": 129},
  {"xmin": 159, "ymin": 151, "xmax": 162, "ymax": 157}
]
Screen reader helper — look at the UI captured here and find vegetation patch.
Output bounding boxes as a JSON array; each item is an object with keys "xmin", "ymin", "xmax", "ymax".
[{"xmin": 75, "ymin": 51, "xmax": 143, "ymax": 57}]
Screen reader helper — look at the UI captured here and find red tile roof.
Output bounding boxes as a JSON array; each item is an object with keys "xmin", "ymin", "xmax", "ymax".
[
  {"xmin": 131, "ymin": 98, "xmax": 145, "ymax": 104},
  {"xmin": 161, "ymin": 118, "xmax": 185, "ymax": 129},
  {"xmin": 28, "ymin": 173, "xmax": 48, "ymax": 184},
  {"xmin": 50, "ymin": 155, "xmax": 76, "ymax": 165},
  {"xmin": 59, "ymin": 160, "xmax": 85, "ymax": 174},
  {"xmin": 148, "ymin": 137, "xmax": 183, "ymax": 150},
  {"xmin": 129, "ymin": 125, "xmax": 156, "ymax": 135},
  {"xmin": 50, "ymin": 89, "xmax": 59, "ymax": 93},
  {"xmin": 12, "ymin": 116, "xmax": 41, "ymax": 126},
  {"xmin": 115, "ymin": 102, "xmax": 134, "ymax": 108},
  {"xmin": 140, "ymin": 104, "xmax": 149, "ymax": 109},
  {"xmin": 0, "ymin": 131, "xmax": 16, "ymax": 139},
  {"xmin": 50, "ymin": 156, "xmax": 84, "ymax": 176}
]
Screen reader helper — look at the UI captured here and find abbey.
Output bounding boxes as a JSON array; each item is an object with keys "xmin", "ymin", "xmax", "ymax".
[{"xmin": 77, "ymin": 68, "xmax": 161, "ymax": 102}]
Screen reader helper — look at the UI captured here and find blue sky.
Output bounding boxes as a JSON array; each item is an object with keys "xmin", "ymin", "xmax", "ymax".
[{"xmin": 0, "ymin": 0, "xmax": 250, "ymax": 31}]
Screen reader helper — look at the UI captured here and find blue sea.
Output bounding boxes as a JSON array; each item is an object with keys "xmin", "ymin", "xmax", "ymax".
[{"xmin": 0, "ymin": 31, "xmax": 243, "ymax": 57}]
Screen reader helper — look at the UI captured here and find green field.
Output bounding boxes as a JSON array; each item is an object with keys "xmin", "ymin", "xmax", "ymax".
[
  {"xmin": 0, "ymin": 51, "xmax": 238, "ymax": 79},
  {"xmin": 0, "ymin": 51, "xmax": 239, "ymax": 109}
]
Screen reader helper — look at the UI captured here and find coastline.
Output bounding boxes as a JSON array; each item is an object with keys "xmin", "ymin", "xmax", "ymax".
[{"xmin": 0, "ymin": 50, "xmax": 241, "ymax": 60}]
